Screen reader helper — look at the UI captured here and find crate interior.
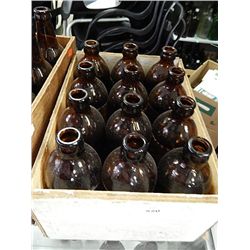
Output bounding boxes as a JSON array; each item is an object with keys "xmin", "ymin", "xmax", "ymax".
[{"xmin": 32, "ymin": 51, "xmax": 218, "ymax": 196}]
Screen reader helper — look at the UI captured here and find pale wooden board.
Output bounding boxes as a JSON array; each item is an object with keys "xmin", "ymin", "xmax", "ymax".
[
  {"xmin": 32, "ymin": 36, "xmax": 76, "ymax": 165},
  {"xmin": 32, "ymin": 52, "xmax": 218, "ymax": 241}
]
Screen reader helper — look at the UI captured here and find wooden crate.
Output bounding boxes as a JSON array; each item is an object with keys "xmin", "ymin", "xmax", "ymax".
[
  {"xmin": 32, "ymin": 35, "xmax": 76, "ymax": 165},
  {"xmin": 32, "ymin": 51, "xmax": 218, "ymax": 242}
]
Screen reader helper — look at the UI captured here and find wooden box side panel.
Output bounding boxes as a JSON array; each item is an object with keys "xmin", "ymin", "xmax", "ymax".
[
  {"xmin": 32, "ymin": 56, "xmax": 78, "ymax": 189},
  {"xmin": 32, "ymin": 197, "xmax": 217, "ymax": 242},
  {"xmin": 32, "ymin": 36, "xmax": 76, "ymax": 165}
]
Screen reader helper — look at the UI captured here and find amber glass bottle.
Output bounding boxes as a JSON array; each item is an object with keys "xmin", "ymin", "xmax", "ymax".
[
  {"xmin": 157, "ymin": 137, "xmax": 213, "ymax": 194},
  {"xmin": 71, "ymin": 61, "xmax": 108, "ymax": 118},
  {"xmin": 34, "ymin": 6, "xmax": 63, "ymax": 66},
  {"xmin": 32, "ymin": 23, "xmax": 52, "ymax": 95},
  {"xmin": 57, "ymin": 88, "xmax": 105, "ymax": 153},
  {"xmin": 111, "ymin": 42, "xmax": 145, "ymax": 83},
  {"xmin": 79, "ymin": 39, "xmax": 112, "ymax": 91},
  {"xmin": 44, "ymin": 127, "xmax": 102, "ymax": 190},
  {"xmin": 153, "ymin": 96, "xmax": 197, "ymax": 151},
  {"xmin": 108, "ymin": 64, "xmax": 148, "ymax": 115},
  {"xmin": 106, "ymin": 92, "xmax": 152, "ymax": 153},
  {"xmin": 148, "ymin": 66, "xmax": 186, "ymax": 122},
  {"xmin": 145, "ymin": 46, "xmax": 177, "ymax": 93},
  {"xmin": 102, "ymin": 132, "xmax": 157, "ymax": 192}
]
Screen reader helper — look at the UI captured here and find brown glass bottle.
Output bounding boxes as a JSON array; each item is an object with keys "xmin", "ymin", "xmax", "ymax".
[
  {"xmin": 157, "ymin": 137, "xmax": 213, "ymax": 194},
  {"xmin": 145, "ymin": 46, "xmax": 177, "ymax": 93},
  {"xmin": 57, "ymin": 88, "xmax": 105, "ymax": 154},
  {"xmin": 111, "ymin": 42, "xmax": 145, "ymax": 83},
  {"xmin": 102, "ymin": 132, "xmax": 157, "ymax": 192},
  {"xmin": 32, "ymin": 24, "xmax": 52, "ymax": 95},
  {"xmin": 79, "ymin": 39, "xmax": 112, "ymax": 91},
  {"xmin": 108, "ymin": 64, "xmax": 148, "ymax": 115},
  {"xmin": 153, "ymin": 96, "xmax": 197, "ymax": 151},
  {"xmin": 70, "ymin": 61, "xmax": 108, "ymax": 119},
  {"xmin": 148, "ymin": 66, "xmax": 186, "ymax": 122},
  {"xmin": 106, "ymin": 92, "xmax": 152, "ymax": 153},
  {"xmin": 34, "ymin": 6, "xmax": 63, "ymax": 66},
  {"xmin": 44, "ymin": 127, "xmax": 102, "ymax": 190}
]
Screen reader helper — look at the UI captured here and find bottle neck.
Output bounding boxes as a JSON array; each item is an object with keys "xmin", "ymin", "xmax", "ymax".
[
  {"xmin": 121, "ymin": 92, "xmax": 143, "ymax": 117},
  {"xmin": 160, "ymin": 46, "xmax": 177, "ymax": 65},
  {"xmin": 77, "ymin": 61, "xmax": 96, "ymax": 79},
  {"xmin": 68, "ymin": 88, "xmax": 91, "ymax": 113},
  {"xmin": 121, "ymin": 133, "xmax": 148, "ymax": 162},
  {"xmin": 84, "ymin": 40, "xmax": 100, "ymax": 56},
  {"xmin": 32, "ymin": 33, "xmax": 43, "ymax": 64},
  {"xmin": 183, "ymin": 137, "xmax": 212, "ymax": 169},
  {"xmin": 171, "ymin": 96, "xmax": 196, "ymax": 119},
  {"xmin": 122, "ymin": 64, "xmax": 140, "ymax": 85},
  {"xmin": 165, "ymin": 66, "xmax": 185, "ymax": 90},
  {"xmin": 122, "ymin": 42, "xmax": 138, "ymax": 60},
  {"xmin": 56, "ymin": 127, "xmax": 85, "ymax": 156}
]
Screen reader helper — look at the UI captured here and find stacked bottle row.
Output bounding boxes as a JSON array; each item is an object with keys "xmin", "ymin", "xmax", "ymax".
[
  {"xmin": 32, "ymin": 6, "xmax": 63, "ymax": 99},
  {"xmin": 44, "ymin": 40, "xmax": 214, "ymax": 195}
]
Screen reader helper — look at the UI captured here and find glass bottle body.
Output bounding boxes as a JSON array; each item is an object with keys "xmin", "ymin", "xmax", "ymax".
[
  {"xmin": 34, "ymin": 6, "xmax": 64, "ymax": 66},
  {"xmin": 157, "ymin": 137, "xmax": 213, "ymax": 194},
  {"xmin": 111, "ymin": 42, "xmax": 145, "ymax": 83},
  {"xmin": 79, "ymin": 39, "xmax": 112, "ymax": 91},
  {"xmin": 145, "ymin": 46, "xmax": 177, "ymax": 93},
  {"xmin": 45, "ymin": 127, "xmax": 102, "ymax": 190},
  {"xmin": 102, "ymin": 133, "xmax": 157, "ymax": 192},
  {"xmin": 153, "ymin": 96, "xmax": 197, "ymax": 150},
  {"xmin": 196, "ymin": 9, "xmax": 213, "ymax": 39},
  {"xmin": 148, "ymin": 66, "xmax": 186, "ymax": 121},
  {"xmin": 57, "ymin": 88, "xmax": 105, "ymax": 153},
  {"xmin": 106, "ymin": 92, "xmax": 152, "ymax": 153},
  {"xmin": 32, "ymin": 30, "xmax": 52, "ymax": 95},
  {"xmin": 108, "ymin": 64, "xmax": 148, "ymax": 114},
  {"xmin": 70, "ymin": 61, "xmax": 108, "ymax": 118}
]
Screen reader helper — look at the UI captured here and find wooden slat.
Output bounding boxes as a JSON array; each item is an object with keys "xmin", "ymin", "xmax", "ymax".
[{"xmin": 32, "ymin": 36, "xmax": 76, "ymax": 165}]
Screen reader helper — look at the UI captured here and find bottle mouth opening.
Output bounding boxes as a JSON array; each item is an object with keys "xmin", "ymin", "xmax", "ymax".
[
  {"xmin": 124, "ymin": 42, "xmax": 138, "ymax": 51},
  {"xmin": 170, "ymin": 66, "xmax": 185, "ymax": 76},
  {"xmin": 57, "ymin": 127, "xmax": 81, "ymax": 145},
  {"xmin": 124, "ymin": 64, "xmax": 139, "ymax": 75},
  {"xmin": 123, "ymin": 92, "xmax": 142, "ymax": 106},
  {"xmin": 177, "ymin": 96, "xmax": 196, "ymax": 108},
  {"xmin": 34, "ymin": 6, "xmax": 50, "ymax": 13},
  {"xmin": 162, "ymin": 46, "xmax": 177, "ymax": 55},
  {"xmin": 78, "ymin": 61, "xmax": 94, "ymax": 71},
  {"xmin": 123, "ymin": 133, "xmax": 147, "ymax": 152},
  {"xmin": 84, "ymin": 39, "xmax": 99, "ymax": 48},
  {"xmin": 188, "ymin": 137, "xmax": 212, "ymax": 156},
  {"xmin": 69, "ymin": 88, "xmax": 88, "ymax": 101}
]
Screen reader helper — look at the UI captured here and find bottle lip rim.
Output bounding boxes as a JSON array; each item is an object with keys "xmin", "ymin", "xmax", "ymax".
[
  {"xmin": 162, "ymin": 46, "xmax": 177, "ymax": 56},
  {"xmin": 84, "ymin": 39, "xmax": 99, "ymax": 48},
  {"xmin": 168, "ymin": 66, "xmax": 185, "ymax": 78},
  {"xmin": 56, "ymin": 127, "xmax": 81, "ymax": 146},
  {"xmin": 33, "ymin": 6, "xmax": 51, "ymax": 14},
  {"xmin": 124, "ymin": 63, "xmax": 139, "ymax": 75},
  {"xmin": 69, "ymin": 88, "xmax": 88, "ymax": 102},
  {"xmin": 123, "ymin": 92, "xmax": 143, "ymax": 109},
  {"xmin": 122, "ymin": 132, "xmax": 147, "ymax": 153},
  {"xmin": 123, "ymin": 42, "xmax": 138, "ymax": 51},
  {"xmin": 78, "ymin": 60, "xmax": 95, "ymax": 72},
  {"xmin": 176, "ymin": 96, "xmax": 196, "ymax": 110},
  {"xmin": 187, "ymin": 137, "xmax": 212, "ymax": 157}
]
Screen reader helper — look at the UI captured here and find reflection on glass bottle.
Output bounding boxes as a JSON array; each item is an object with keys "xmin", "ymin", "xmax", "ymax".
[
  {"xmin": 196, "ymin": 8, "xmax": 213, "ymax": 39},
  {"xmin": 188, "ymin": 8, "xmax": 200, "ymax": 37},
  {"xmin": 208, "ymin": 12, "xmax": 218, "ymax": 40}
]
